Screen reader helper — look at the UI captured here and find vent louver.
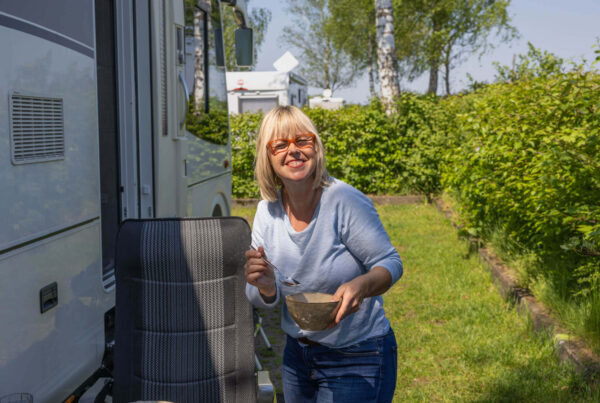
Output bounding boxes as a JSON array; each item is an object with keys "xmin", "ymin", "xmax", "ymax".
[{"xmin": 10, "ymin": 94, "xmax": 65, "ymax": 164}]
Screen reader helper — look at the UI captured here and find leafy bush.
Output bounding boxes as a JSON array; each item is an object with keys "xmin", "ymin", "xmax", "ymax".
[
  {"xmin": 230, "ymin": 94, "xmax": 447, "ymax": 200},
  {"xmin": 230, "ymin": 112, "xmax": 263, "ymax": 198},
  {"xmin": 442, "ymin": 69, "xmax": 600, "ymax": 301}
]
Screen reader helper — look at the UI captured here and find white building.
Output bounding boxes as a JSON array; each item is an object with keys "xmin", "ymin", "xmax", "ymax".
[
  {"xmin": 226, "ymin": 51, "xmax": 308, "ymax": 114},
  {"xmin": 226, "ymin": 70, "xmax": 308, "ymax": 114}
]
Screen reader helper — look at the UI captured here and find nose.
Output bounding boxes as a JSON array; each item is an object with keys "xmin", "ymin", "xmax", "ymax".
[{"xmin": 287, "ymin": 141, "xmax": 300, "ymax": 154}]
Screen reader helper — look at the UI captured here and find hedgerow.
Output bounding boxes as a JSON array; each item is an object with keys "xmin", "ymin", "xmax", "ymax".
[
  {"xmin": 442, "ymin": 70, "xmax": 600, "ymax": 293},
  {"xmin": 230, "ymin": 94, "xmax": 447, "ymax": 200}
]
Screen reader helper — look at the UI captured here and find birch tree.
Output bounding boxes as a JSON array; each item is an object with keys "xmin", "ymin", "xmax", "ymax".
[
  {"xmin": 375, "ymin": 0, "xmax": 400, "ymax": 115},
  {"xmin": 328, "ymin": 0, "xmax": 378, "ymax": 98},
  {"xmin": 193, "ymin": 5, "xmax": 206, "ymax": 115},
  {"xmin": 283, "ymin": 0, "xmax": 361, "ymax": 94},
  {"xmin": 395, "ymin": 0, "xmax": 516, "ymax": 95}
]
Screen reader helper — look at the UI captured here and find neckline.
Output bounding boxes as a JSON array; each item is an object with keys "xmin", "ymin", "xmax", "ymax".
[{"xmin": 278, "ymin": 187, "xmax": 324, "ymax": 234}]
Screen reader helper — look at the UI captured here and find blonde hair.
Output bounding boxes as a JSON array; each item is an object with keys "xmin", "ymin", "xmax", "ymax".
[{"xmin": 255, "ymin": 106, "xmax": 331, "ymax": 201}]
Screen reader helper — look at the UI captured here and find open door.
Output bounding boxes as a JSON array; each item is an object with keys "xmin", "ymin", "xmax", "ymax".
[{"xmin": 96, "ymin": 0, "xmax": 155, "ymax": 288}]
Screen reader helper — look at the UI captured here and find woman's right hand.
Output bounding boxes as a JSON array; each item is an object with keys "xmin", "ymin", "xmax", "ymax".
[{"xmin": 244, "ymin": 246, "xmax": 276, "ymax": 299}]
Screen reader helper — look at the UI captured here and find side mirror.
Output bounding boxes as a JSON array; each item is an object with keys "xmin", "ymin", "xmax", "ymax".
[{"xmin": 235, "ymin": 28, "xmax": 253, "ymax": 67}]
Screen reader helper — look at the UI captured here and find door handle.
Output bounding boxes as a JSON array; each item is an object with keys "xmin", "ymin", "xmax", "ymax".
[{"xmin": 40, "ymin": 282, "xmax": 58, "ymax": 313}]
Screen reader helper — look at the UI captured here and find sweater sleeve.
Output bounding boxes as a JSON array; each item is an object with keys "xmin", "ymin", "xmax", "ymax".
[
  {"xmin": 244, "ymin": 201, "xmax": 281, "ymax": 308},
  {"xmin": 338, "ymin": 186, "xmax": 403, "ymax": 284}
]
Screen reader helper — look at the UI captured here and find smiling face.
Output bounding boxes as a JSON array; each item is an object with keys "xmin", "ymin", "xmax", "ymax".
[
  {"xmin": 255, "ymin": 106, "xmax": 330, "ymax": 201},
  {"xmin": 268, "ymin": 133, "xmax": 317, "ymax": 186}
]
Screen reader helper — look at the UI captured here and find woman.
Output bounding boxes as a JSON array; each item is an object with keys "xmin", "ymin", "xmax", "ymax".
[{"xmin": 244, "ymin": 105, "xmax": 403, "ymax": 403}]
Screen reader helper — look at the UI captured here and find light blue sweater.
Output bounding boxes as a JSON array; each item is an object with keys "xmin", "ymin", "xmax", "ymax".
[{"xmin": 245, "ymin": 178, "xmax": 403, "ymax": 348}]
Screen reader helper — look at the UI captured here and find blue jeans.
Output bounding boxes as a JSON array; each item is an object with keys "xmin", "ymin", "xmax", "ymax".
[{"xmin": 282, "ymin": 329, "xmax": 397, "ymax": 403}]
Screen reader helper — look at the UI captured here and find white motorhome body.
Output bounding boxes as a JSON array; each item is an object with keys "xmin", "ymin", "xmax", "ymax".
[
  {"xmin": 0, "ymin": 0, "xmax": 236, "ymax": 400},
  {"xmin": 226, "ymin": 71, "xmax": 308, "ymax": 114}
]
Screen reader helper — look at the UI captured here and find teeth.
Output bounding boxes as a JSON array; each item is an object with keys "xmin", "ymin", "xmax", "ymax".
[{"xmin": 288, "ymin": 160, "xmax": 304, "ymax": 167}]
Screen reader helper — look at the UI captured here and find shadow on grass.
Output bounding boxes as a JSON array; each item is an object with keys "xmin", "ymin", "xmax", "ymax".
[{"xmin": 472, "ymin": 357, "xmax": 597, "ymax": 403}]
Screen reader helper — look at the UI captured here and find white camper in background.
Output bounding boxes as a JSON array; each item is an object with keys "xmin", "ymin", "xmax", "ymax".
[
  {"xmin": 226, "ymin": 51, "xmax": 308, "ymax": 114},
  {"xmin": 0, "ymin": 0, "xmax": 251, "ymax": 401}
]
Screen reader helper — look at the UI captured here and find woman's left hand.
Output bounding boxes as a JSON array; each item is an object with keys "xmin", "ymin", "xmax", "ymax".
[
  {"xmin": 328, "ymin": 277, "xmax": 367, "ymax": 329},
  {"xmin": 327, "ymin": 266, "xmax": 393, "ymax": 330}
]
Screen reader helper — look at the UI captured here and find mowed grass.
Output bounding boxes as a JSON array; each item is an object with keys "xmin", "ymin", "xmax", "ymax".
[{"xmin": 232, "ymin": 203, "xmax": 598, "ymax": 401}]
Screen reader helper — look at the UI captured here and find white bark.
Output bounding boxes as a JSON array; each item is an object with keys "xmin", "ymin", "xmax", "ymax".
[
  {"xmin": 193, "ymin": 7, "xmax": 205, "ymax": 115},
  {"xmin": 375, "ymin": 0, "xmax": 399, "ymax": 115}
]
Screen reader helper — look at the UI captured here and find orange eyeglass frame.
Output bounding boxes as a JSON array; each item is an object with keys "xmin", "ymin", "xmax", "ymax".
[{"xmin": 267, "ymin": 133, "xmax": 316, "ymax": 154}]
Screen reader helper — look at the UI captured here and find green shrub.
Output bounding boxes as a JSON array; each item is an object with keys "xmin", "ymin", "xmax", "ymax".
[
  {"xmin": 230, "ymin": 95, "xmax": 447, "ymax": 200},
  {"xmin": 441, "ymin": 69, "xmax": 600, "ymax": 299},
  {"xmin": 230, "ymin": 112, "xmax": 263, "ymax": 198}
]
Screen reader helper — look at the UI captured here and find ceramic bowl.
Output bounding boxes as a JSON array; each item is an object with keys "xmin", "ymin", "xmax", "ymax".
[{"xmin": 285, "ymin": 292, "xmax": 340, "ymax": 331}]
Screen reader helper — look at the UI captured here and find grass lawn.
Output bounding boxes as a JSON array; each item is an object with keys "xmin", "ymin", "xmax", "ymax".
[{"xmin": 233, "ymin": 203, "xmax": 598, "ymax": 402}]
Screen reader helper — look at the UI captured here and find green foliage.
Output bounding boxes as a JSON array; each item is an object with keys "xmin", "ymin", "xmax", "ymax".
[
  {"xmin": 282, "ymin": 0, "xmax": 362, "ymax": 92},
  {"xmin": 185, "ymin": 103, "xmax": 230, "ymax": 182},
  {"xmin": 327, "ymin": 0, "xmax": 376, "ymax": 86},
  {"xmin": 394, "ymin": 0, "xmax": 517, "ymax": 94},
  {"xmin": 230, "ymin": 95, "xmax": 446, "ymax": 200},
  {"xmin": 230, "ymin": 112, "xmax": 263, "ymax": 198},
  {"xmin": 186, "ymin": 101, "xmax": 229, "ymax": 145},
  {"xmin": 441, "ymin": 68, "xmax": 600, "ymax": 306},
  {"xmin": 494, "ymin": 42, "xmax": 566, "ymax": 82}
]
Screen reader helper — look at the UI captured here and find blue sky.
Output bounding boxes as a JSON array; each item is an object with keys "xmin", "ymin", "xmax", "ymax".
[{"xmin": 248, "ymin": 0, "xmax": 600, "ymax": 103}]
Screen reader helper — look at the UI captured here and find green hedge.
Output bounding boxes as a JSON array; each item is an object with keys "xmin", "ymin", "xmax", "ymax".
[
  {"xmin": 442, "ymin": 71, "xmax": 600, "ymax": 294},
  {"xmin": 230, "ymin": 95, "xmax": 446, "ymax": 200}
]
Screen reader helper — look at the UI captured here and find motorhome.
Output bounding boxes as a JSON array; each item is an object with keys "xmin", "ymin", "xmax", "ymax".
[
  {"xmin": 0, "ymin": 0, "xmax": 252, "ymax": 401},
  {"xmin": 226, "ymin": 71, "xmax": 308, "ymax": 114}
]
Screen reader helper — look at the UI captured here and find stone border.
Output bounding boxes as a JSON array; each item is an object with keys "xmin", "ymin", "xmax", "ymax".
[{"xmin": 434, "ymin": 198, "xmax": 600, "ymax": 382}]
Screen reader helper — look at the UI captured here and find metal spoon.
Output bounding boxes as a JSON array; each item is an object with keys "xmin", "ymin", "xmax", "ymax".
[{"xmin": 249, "ymin": 245, "xmax": 300, "ymax": 287}]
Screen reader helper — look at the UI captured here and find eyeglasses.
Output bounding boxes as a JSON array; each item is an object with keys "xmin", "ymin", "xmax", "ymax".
[{"xmin": 267, "ymin": 134, "xmax": 315, "ymax": 154}]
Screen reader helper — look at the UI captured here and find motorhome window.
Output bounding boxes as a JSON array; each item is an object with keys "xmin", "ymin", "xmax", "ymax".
[{"xmin": 184, "ymin": 0, "xmax": 229, "ymax": 148}]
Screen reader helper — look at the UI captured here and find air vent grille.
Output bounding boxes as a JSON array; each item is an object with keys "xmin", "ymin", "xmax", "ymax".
[{"xmin": 10, "ymin": 94, "xmax": 65, "ymax": 164}]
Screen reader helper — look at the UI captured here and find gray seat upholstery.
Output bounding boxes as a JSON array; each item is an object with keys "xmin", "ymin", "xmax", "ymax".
[{"xmin": 113, "ymin": 217, "xmax": 256, "ymax": 403}]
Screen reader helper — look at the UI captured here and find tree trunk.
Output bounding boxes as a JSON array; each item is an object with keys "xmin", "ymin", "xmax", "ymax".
[
  {"xmin": 444, "ymin": 57, "xmax": 450, "ymax": 95},
  {"xmin": 375, "ymin": 0, "xmax": 399, "ymax": 115},
  {"xmin": 368, "ymin": 39, "xmax": 376, "ymax": 99},
  {"xmin": 193, "ymin": 6, "xmax": 205, "ymax": 115},
  {"xmin": 427, "ymin": 63, "xmax": 438, "ymax": 95},
  {"xmin": 427, "ymin": 13, "xmax": 442, "ymax": 96},
  {"xmin": 324, "ymin": 43, "xmax": 331, "ymax": 91}
]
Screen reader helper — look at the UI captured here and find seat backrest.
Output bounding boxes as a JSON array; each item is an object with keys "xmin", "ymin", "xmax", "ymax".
[{"xmin": 113, "ymin": 217, "xmax": 255, "ymax": 403}]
